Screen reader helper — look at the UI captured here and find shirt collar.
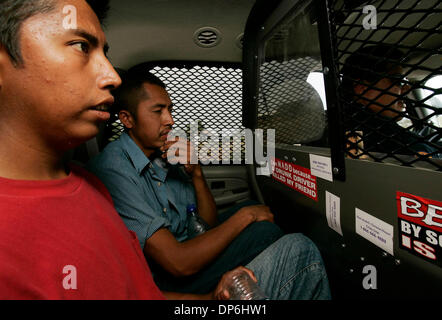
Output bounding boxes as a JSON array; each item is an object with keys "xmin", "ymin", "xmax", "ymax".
[
  {"xmin": 120, "ymin": 132, "xmax": 151, "ymax": 175},
  {"xmin": 120, "ymin": 132, "xmax": 169, "ymax": 181},
  {"xmin": 151, "ymin": 158, "xmax": 169, "ymax": 182}
]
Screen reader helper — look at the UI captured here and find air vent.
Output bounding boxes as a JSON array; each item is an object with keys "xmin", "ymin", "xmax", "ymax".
[{"xmin": 193, "ymin": 27, "xmax": 222, "ymax": 48}]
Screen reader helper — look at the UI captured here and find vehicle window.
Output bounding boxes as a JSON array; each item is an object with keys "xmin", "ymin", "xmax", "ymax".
[
  {"xmin": 420, "ymin": 75, "xmax": 442, "ymax": 128},
  {"xmin": 257, "ymin": 2, "xmax": 328, "ymax": 148},
  {"xmin": 105, "ymin": 64, "xmax": 245, "ymax": 163},
  {"xmin": 307, "ymin": 71, "xmax": 328, "ymax": 110},
  {"xmin": 150, "ymin": 65, "xmax": 244, "ymax": 133}
]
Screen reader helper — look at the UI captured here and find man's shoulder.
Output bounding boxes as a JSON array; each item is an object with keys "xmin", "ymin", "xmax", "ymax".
[{"xmin": 87, "ymin": 138, "xmax": 134, "ymax": 172}]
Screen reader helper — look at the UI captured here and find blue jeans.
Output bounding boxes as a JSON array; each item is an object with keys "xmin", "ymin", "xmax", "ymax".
[{"xmin": 246, "ymin": 234, "xmax": 331, "ymax": 300}]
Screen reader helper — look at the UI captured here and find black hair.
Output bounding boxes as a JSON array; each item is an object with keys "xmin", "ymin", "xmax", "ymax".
[
  {"xmin": 341, "ymin": 44, "xmax": 404, "ymax": 100},
  {"xmin": 85, "ymin": 0, "xmax": 110, "ymax": 26},
  {"xmin": 0, "ymin": 0, "xmax": 110, "ymax": 66},
  {"xmin": 112, "ymin": 68, "xmax": 167, "ymax": 119}
]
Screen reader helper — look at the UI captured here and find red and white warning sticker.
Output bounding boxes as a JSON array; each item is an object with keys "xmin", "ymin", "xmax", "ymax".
[
  {"xmin": 397, "ymin": 191, "xmax": 442, "ymax": 267},
  {"xmin": 271, "ymin": 157, "xmax": 318, "ymax": 201}
]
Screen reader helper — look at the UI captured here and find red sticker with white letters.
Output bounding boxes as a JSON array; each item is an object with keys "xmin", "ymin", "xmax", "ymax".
[
  {"xmin": 270, "ymin": 157, "xmax": 318, "ymax": 201},
  {"xmin": 397, "ymin": 191, "xmax": 442, "ymax": 267}
]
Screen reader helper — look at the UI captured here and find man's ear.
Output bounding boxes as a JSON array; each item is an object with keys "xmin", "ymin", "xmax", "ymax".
[{"xmin": 119, "ymin": 109, "xmax": 134, "ymax": 129}]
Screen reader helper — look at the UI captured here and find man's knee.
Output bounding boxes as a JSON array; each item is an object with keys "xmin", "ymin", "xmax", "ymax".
[
  {"xmin": 224, "ymin": 221, "xmax": 284, "ymax": 268},
  {"xmin": 269, "ymin": 233, "xmax": 324, "ymax": 263},
  {"xmin": 242, "ymin": 221, "xmax": 284, "ymax": 246}
]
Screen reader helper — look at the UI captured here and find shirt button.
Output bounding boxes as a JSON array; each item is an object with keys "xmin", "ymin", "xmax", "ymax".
[
  {"xmin": 158, "ymin": 182, "xmax": 162, "ymax": 186},
  {"xmin": 163, "ymin": 208, "xmax": 167, "ymax": 213}
]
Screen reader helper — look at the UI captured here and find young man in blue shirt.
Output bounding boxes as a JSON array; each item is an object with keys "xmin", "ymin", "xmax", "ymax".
[{"xmin": 87, "ymin": 69, "xmax": 331, "ymax": 299}]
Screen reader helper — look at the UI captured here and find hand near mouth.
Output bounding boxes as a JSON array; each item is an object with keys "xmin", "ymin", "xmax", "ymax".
[{"xmin": 160, "ymin": 138, "xmax": 200, "ymax": 175}]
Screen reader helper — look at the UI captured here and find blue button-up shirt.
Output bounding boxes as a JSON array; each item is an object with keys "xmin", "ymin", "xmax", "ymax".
[{"xmin": 87, "ymin": 133, "xmax": 197, "ymax": 249}]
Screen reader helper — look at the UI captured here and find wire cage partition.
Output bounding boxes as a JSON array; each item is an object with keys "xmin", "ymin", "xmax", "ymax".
[{"xmin": 329, "ymin": 0, "xmax": 442, "ymax": 170}]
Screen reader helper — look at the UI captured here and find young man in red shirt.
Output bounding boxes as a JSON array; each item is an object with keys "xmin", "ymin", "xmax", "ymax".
[
  {"xmin": 0, "ymin": 0, "xmax": 331, "ymax": 300},
  {"xmin": 0, "ymin": 0, "xmax": 277, "ymax": 300}
]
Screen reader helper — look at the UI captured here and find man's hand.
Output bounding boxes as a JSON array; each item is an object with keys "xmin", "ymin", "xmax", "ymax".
[
  {"xmin": 237, "ymin": 204, "xmax": 274, "ymax": 224},
  {"xmin": 160, "ymin": 137, "xmax": 200, "ymax": 176},
  {"xmin": 212, "ymin": 266, "xmax": 258, "ymax": 300}
]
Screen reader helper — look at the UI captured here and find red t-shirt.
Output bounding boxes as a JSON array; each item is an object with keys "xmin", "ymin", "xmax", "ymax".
[{"xmin": 0, "ymin": 165, "xmax": 165, "ymax": 300}]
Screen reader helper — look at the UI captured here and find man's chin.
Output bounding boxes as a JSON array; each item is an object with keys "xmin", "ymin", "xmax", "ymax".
[{"xmin": 57, "ymin": 127, "xmax": 101, "ymax": 153}]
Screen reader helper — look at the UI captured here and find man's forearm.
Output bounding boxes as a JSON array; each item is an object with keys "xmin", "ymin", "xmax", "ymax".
[
  {"xmin": 145, "ymin": 207, "xmax": 256, "ymax": 278},
  {"xmin": 175, "ymin": 208, "xmax": 255, "ymax": 275},
  {"xmin": 191, "ymin": 166, "xmax": 218, "ymax": 226}
]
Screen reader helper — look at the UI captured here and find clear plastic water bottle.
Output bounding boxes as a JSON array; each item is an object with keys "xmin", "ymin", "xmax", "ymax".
[
  {"xmin": 186, "ymin": 204, "xmax": 209, "ymax": 239},
  {"xmin": 226, "ymin": 269, "xmax": 268, "ymax": 300}
]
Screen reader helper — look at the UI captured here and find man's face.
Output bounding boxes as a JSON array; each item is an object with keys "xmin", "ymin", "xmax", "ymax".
[
  {"xmin": 125, "ymin": 83, "xmax": 174, "ymax": 154},
  {"xmin": 0, "ymin": 0, "xmax": 121, "ymax": 150},
  {"xmin": 355, "ymin": 69, "xmax": 406, "ymax": 119}
]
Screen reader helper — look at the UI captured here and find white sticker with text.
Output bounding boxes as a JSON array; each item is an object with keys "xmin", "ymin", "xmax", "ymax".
[
  {"xmin": 309, "ymin": 154, "xmax": 333, "ymax": 182},
  {"xmin": 326, "ymin": 191, "xmax": 343, "ymax": 236},
  {"xmin": 355, "ymin": 208, "xmax": 394, "ymax": 255}
]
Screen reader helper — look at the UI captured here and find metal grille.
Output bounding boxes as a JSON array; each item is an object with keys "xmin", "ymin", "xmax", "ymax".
[
  {"xmin": 105, "ymin": 64, "xmax": 245, "ymax": 162},
  {"xmin": 258, "ymin": 58, "xmax": 327, "ymax": 145},
  {"xmin": 330, "ymin": 0, "xmax": 442, "ymax": 170},
  {"xmin": 106, "ymin": 118, "xmax": 124, "ymax": 143}
]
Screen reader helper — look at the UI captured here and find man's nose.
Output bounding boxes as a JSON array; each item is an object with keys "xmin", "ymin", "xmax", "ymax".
[
  {"xmin": 163, "ymin": 109, "xmax": 175, "ymax": 126},
  {"xmin": 97, "ymin": 57, "xmax": 122, "ymax": 91}
]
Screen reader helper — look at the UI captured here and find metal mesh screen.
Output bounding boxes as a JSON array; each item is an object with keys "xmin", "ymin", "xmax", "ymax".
[
  {"xmin": 330, "ymin": 0, "xmax": 442, "ymax": 170},
  {"xmin": 105, "ymin": 64, "xmax": 245, "ymax": 162},
  {"xmin": 150, "ymin": 65, "xmax": 243, "ymax": 133}
]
